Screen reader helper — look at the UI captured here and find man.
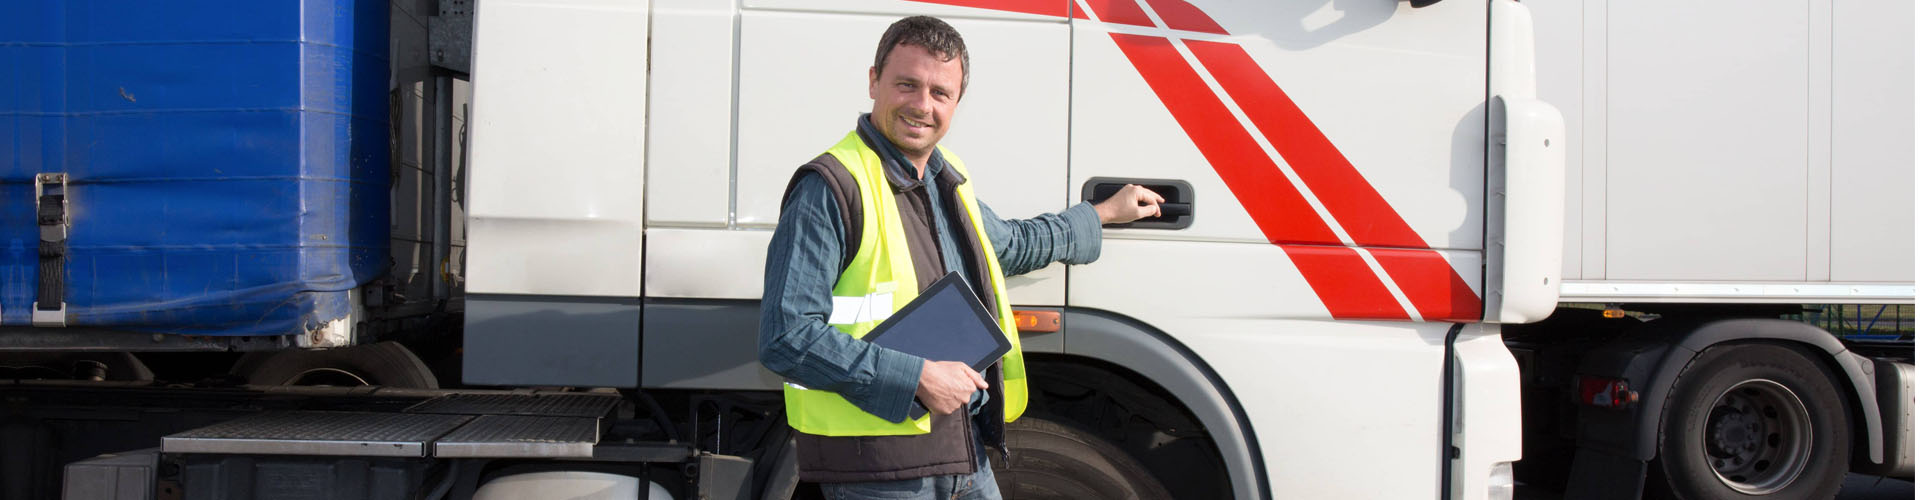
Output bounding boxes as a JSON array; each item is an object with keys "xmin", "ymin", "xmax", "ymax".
[{"xmin": 759, "ymin": 16, "xmax": 1163, "ymax": 500}]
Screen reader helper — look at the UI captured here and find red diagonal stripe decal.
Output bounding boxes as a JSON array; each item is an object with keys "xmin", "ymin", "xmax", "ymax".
[
  {"xmin": 1106, "ymin": 33, "xmax": 1331, "ymax": 245},
  {"xmin": 909, "ymin": 0, "xmax": 1071, "ymax": 18},
  {"xmin": 1181, "ymin": 39, "xmax": 1481, "ymax": 320},
  {"xmin": 1369, "ymin": 248, "xmax": 1483, "ymax": 321},
  {"xmin": 899, "ymin": 0, "xmax": 1482, "ymax": 321},
  {"xmin": 1109, "ymin": 33, "xmax": 1407, "ymax": 320},
  {"xmin": 1141, "ymin": 0, "xmax": 1228, "ymax": 34},
  {"xmin": 1282, "ymin": 245, "xmax": 1416, "ymax": 319},
  {"xmin": 1182, "ymin": 39, "xmax": 1426, "ymax": 249},
  {"xmin": 1081, "ymin": 0, "xmax": 1154, "ymax": 28}
]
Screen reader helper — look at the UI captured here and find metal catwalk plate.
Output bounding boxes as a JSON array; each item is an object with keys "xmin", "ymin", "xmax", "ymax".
[
  {"xmin": 162, "ymin": 412, "xmax": 471, "ymax": 457},
  {"xmin": 404, "ymin": 393, "xmax": 619, "ymax": 418},
  {"xmin": 432, "ymin": 415, "xmax": 600, "ymax": 458}
]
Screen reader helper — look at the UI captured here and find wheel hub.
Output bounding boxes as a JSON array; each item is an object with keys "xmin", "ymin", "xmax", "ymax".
[
  {"xmin": 1700, "ymin": 379, "xmax": 1813, "ymax": 495},
  {"xmin": 1706, "ymin": 405, "xmax": 1759, "ymax": 458}
]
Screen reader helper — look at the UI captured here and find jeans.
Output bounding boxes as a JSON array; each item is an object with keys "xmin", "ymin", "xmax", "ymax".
[{"xmin": 818, "ymin": 436, "xmax": 1001, "ymax": 500}]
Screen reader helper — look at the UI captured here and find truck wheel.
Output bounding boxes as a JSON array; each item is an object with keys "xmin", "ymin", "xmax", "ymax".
[
  {"xmin": 236, "ymin": 341, "xmax": 439, "ymax": 388},
  {"xmin": 993, "ymin": 417, "xmax": 1172, "ymax": 500},
  {"xmin": 1652, "ymin": 344, "xmax": 1847, "ymax": 500}
]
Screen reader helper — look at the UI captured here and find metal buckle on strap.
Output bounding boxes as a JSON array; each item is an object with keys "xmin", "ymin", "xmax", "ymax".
[{"xmin": 31, "ymin": 302, "xmax": 65, "ymax": 327}]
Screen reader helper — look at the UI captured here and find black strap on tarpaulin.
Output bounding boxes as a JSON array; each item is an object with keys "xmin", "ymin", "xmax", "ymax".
[{"xmin": 36, "ymin": 177, "xmax": 66, "ymax": 316}]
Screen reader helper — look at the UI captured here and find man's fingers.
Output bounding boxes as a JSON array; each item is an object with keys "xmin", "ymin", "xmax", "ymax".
[
  {"xmin": 1129, "ymin": 185, "xmax": 1165, "ymax": 207},
  {"xmin": 914, "ymin": 361, "xmax": 989, "ymax": 415},
  {"xmin": 960, "ymin": 364, "xmax": 987, "ymax": 389},
  {"xmin": 1128, "ymin": 186, "xmax": 1162, "ymax": 205},
  {"xmin": 919, "ymin": 360, "xmax": 985, "ymax": 415},
  {"xmin": 1100, "ymin": 184, "xmax": 1174, "ymax": 224}
]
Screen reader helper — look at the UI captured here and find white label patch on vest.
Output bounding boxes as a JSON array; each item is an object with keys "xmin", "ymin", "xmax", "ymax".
[{"xmin": 827, "ymin": 292, "xmax": 895, "ymax": 326}]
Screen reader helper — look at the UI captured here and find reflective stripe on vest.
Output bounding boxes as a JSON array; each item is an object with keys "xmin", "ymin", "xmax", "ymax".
[{"xmin": 782, "ymin": 131, "xmax": 1028, "ymax": 437}]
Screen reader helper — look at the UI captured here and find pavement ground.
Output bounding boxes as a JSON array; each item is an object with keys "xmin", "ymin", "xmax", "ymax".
[{"xmin": 1516, "ymin": 473, "xmax": 1913, "ymax": 499}]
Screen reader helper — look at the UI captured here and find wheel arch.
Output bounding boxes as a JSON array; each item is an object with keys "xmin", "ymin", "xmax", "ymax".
[
  {"xmin": 1564, "ymin": 317, "xmax": 1883, "ymax": 495},
  {"xmin": 1673, "ymin": 320, "xmax": 1882, "ymax": 466},
  {"xmin": 1045, "ymin": 308, "xmax": 1271, "ymax": 500}
]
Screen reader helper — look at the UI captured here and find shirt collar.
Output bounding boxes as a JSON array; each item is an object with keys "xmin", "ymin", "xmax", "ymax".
[{"xmin": 856, "ymin": 114, "xmax": 967, "ymax": 192}]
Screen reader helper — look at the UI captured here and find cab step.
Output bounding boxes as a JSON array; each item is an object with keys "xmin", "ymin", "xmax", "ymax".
[
  {"xmin": 404, "ymin": 392, "xmax": 619, "ymax": 418},
  {"xmin": 433, "ymin": 415, "xmax": 601, "ymax": 458},
  {"xmin": 162, "ymin": 412, "xmax": 471, "ymax": 457}
]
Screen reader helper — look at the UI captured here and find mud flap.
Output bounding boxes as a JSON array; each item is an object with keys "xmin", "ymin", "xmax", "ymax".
[{"xmin": 1563, "ymin": 448, "xmax": 1646, "ymax": 500}]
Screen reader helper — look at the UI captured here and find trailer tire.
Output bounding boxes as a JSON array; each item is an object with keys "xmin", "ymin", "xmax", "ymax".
[
  {"xmin": 993, "ymin": 416, "xmax": 1172, "ymax": 500},
  {"xmin": 238, "ymin": 341, "xmax": 439, "ymax": 388},
  {"xmin": 1650, "ymin": 343, "xmax": 1847, "ymax": 500}
]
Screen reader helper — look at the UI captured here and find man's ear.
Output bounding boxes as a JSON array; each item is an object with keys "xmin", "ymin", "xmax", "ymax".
[{"xmin": 868, "ymin": 66, "xmax": 880, "ymax": 99}]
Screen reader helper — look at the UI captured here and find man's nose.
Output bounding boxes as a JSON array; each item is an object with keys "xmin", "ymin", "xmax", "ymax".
[{"xmin": 904, "ymin": 89, "xmax": 932, "ymax": 113}]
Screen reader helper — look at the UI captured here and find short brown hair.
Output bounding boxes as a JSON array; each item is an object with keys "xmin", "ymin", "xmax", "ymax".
[{"xmin": 873, "ymin": 16, "xmax": 969, "ymax": 96}]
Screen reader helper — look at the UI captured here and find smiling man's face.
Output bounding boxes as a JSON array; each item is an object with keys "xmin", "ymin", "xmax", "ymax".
[{"xmin": 868, "ymin": 43, "xmax": 964, "ymax": 169}]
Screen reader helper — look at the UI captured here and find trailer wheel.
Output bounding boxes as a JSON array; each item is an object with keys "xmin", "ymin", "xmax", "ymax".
[
  {"xmin": 993, "ymin": 417, "xmax": 1172, "ymax": 500},
  {"xmin": 236, "ymin": 341, "xmax": 439, "ymax": 388},
  {"xmin": 1651, "ymin": 344, "xmax": 1847, "ymax": 500}
]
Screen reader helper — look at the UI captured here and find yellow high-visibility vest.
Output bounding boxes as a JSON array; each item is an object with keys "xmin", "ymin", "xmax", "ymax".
[{"xmin": 782, "ymin": 130, "xmax": 1028, "ymax": 436}]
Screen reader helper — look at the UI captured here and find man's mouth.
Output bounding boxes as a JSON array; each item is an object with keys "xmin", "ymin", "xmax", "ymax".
[{"xmin": 900, "ymin": 115, "xmax": 932, "ymax": 130}]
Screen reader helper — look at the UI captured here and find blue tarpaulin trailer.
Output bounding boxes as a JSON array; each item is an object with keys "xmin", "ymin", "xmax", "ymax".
[{"xmin": 1, "ymin": 0, "xmax": 390, "ymax": 336}]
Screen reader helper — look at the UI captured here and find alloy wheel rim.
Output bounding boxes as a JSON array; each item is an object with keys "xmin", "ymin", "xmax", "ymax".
[{"xmin": 1699, "ymin": 378, "xmax": 1812, "ymax": 495}]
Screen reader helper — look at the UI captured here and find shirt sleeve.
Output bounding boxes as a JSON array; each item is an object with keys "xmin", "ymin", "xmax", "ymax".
[
  {"xmin": 758, "ymin": 173, "xmax": 925, "ymax": 423},
  {"xmin": 977, "ymin": 200, "xmax": 1104, "ymax": 277}
]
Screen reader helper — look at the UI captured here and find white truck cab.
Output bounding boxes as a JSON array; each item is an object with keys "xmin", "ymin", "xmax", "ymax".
[{"xmin": 12, "ymin": 1, "xmax": 1909, "ymax": 499}]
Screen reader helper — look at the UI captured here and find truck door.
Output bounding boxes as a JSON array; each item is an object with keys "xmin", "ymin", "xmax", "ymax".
[
  {"xmin": 723, "ymin": 1, "xmax": 1075, "ymax": 303},
  {"xmin": 1069, "ymin": 0, "xmax": 1486, "ymax": 323},
  {"xmin": 1061, "ymin": 1, "xmax": 1496, "ymax": 497}
]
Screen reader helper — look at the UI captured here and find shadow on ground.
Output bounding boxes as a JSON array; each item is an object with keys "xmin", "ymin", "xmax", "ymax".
[{"xmin": 1517, "ymin": 473, "xmax": 1913, "ymax": 499}]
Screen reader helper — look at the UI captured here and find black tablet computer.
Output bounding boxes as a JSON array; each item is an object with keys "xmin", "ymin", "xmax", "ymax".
[{"xmin": 861, "ymin": 272, "xmax": 1012, "ymax": 419}]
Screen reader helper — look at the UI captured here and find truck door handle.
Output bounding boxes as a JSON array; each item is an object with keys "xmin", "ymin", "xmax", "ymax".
[
  {"xmin": 1082, "ymin": 177, "xmax": 1195, "ymax": 230},
  {"xmin": 1157, "ymin": 202, "xmax": 1193, "ymax": 218}
]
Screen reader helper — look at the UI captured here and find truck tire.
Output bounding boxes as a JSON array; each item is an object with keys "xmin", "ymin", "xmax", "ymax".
[
  {"xmin": 1651, "ymin": 343, "xmax": 1848, "ymax": 500},
  {"xmin": 237, "ymin": 341, "xmax": 439, "ymax": 388},
  {"xmin": 993, "ymin": 417, "xmax": 1172, "ymax": 500}
]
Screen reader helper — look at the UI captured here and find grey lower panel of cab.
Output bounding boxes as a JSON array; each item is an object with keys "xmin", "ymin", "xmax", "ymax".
[
  {"xmin": 642, "ymin": 300, "xmax": 784, "ymax": 390},
  {"xmin": 464, "ymin": 294, "xmax": 641, "ymax": 388}
]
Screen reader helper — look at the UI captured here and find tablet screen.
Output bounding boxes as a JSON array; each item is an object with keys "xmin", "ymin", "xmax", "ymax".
[{"xmin": 863, "ymin": 273, "xmax": 1009, "ymax": 373}]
